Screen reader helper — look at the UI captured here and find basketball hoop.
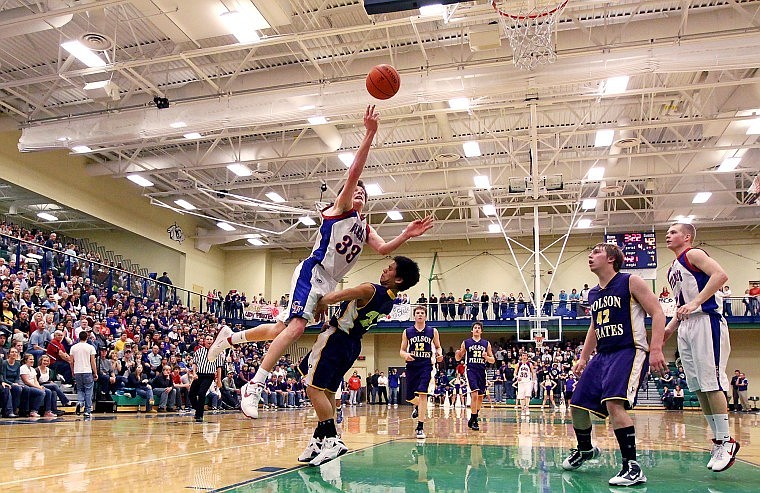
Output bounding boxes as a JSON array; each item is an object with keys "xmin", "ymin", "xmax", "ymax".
[{"xmin": 491, "ymin": 0, "xmax": 568, "ymax": 71}]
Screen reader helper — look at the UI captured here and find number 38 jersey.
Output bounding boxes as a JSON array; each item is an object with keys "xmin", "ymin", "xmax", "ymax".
[{"xmin": 312, "ymin": 207, "xmax": 369, "ymax": 282}]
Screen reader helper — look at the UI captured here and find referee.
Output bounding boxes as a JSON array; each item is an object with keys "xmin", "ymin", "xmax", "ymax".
[{"xmin": 189, "ymin": 334, "xmax": 225, "ymax": 422}]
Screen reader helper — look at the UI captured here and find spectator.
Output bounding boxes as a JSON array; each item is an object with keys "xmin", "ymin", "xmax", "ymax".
[
  {"xmin": 126, "ymin": 364, "xmax": 153, "ymax": 413},
  {"xmin": 661, "ymin": 386, "xmax": 673, "ymax": 410},
  {"xmin": 19, "ymin": 353, "xmax": 55, "ymax": 417},
  {"xmin": 368, "ymin": 369, "xmax": 379, "ymax": 404},
  {"xmin": 70, "ymin": 329, "xmax": 98, "ymax": 418},
  {"xmin": 36, "ymin": 354, "xmax": 69, "ymax": 414},
  {"xmin": 730, "ymin": 370, "xmax": 741, "ymax": 412},
  {"xmin": 388, "ymin": 368, "xmax": 399, "ymax": 408},
  {"xmin": 673, "ymin": 385, "xmax": 685, "ymax": 410},
  {"xmin": 45, "ymin": 330, "xmax": 72, "ymax": 383},
  {"xmin": 0, "ymin": 347, "xmax": 23, "ymax": 417},
  {"xmin": 377, "ymin": 371, "xmax": 388, "ymax": 405},
  {"xmin": 737, "ymin": 373, "xmax": 750, "ymax": 413},
  {"xmin": 348, "ymin": 371, "xmax": 361, "ymax": 406},
  {"xmin": 151, "ymin": 365, "xmax": 177, "ymax": 412},
  {"xmin": 722, "ymin": 286, "xmax": 733, "ymax": 317}
]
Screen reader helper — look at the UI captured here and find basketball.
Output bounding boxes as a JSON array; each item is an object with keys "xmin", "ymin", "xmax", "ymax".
[{"xmin": 366, "ymin": 64, "xmax": 400, "ymax": 100}]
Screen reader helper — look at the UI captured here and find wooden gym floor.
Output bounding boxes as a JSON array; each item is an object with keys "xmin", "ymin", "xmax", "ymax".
[{"xmin": 0, "ymin": 405, "xmax": 758, "ymax": 492}]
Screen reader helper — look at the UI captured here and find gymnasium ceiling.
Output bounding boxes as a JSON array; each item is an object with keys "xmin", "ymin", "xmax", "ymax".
[{"xmin": 1, "ymin": 0, "xmax": 760, "ymax": 251}]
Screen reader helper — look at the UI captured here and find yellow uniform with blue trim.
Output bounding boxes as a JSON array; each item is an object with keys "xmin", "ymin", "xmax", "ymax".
[{"xmin": 298, "ymin": 283, "xmax": 394, "ymax": 392}]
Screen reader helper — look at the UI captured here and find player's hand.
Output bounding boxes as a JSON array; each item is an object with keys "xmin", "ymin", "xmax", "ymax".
[
  {"xmin": 676, "ymin": 302, "xmax": 698, "ymax": 321},
  {"xmin": 364, "ymin": 105, "xmax": 379, "ymax": 133},
  {"xmin": 436, "ymin": 354, "xmax": 444, "ymax": 363},
  {"xmin": 403, "ymin": 352, "xmax": 415, "ymax": 362},
  {"xmin": 404, "ymin": 216, "xmax": 434, "ymax": 238},
  {"xmin": 649, "ymin": 349, "xmax": 667, "ymax": 374},
  {"xmin": 314, "ymin": 297, "xmax": 328, "ymax": 323},
  {"xmin": 573, "ymin": 359, "xmax": 587, "ymax": 378}
]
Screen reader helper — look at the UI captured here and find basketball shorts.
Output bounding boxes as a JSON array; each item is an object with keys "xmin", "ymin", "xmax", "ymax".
[
  {"xmin": 517, "ymin": 380, "xmax": 533, "ymax": 400},
  {"xmin": 466, "ymin": 368, "xmax": 486, "ymax": 395},
  {"xmin": 405, "ymin": 364, "xmax": 435, "ymax": 402},
  {"xmin": 298, "ymin": 327, "xmax": 360, "ymax": 393},
  {"xmin": 277, "ymin": 257, "xmax": 337, "ymax": 324},
  {"xmin": 677, "ymin": 312, "xmax": 730, "ymax": 392},
  {"xmin": 570, "ymin": 347, "xmax": 648, "ymax": 418}
]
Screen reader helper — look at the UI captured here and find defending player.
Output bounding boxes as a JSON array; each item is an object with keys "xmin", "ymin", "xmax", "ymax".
[
  {"xmin": 514, "ymin": 353, "xmax": 535, "ymax": 415},
  {"xmin": 665, "ymin": 222, "xmax": 739, "ymax": 471},
  {"xmin": 562, "ymin": 243, "xmax": 667, "ymax": 487},
  {"xmin": 400, "ymin": 305, "xmax": 444, "ymax": 439},
  {"xmin": 209, "ymin": 106, "xmax": 433, "ymax": 418},
  {"xmin": 296, "ymin": 256, "xmax": 420, "ymax": 466},
  {"xmin": 455, "ymin": 322, "xmax": 495, "ymax": 431}
]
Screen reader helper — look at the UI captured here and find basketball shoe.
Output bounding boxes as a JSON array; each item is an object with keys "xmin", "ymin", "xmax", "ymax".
[
  {"xmin": 706, "ymin": 439, "xmax": 721, "ymax": 469},
  {"xmin": 710, "ymin": 438, "xmax": 740, "ymax": 472},
  {"xmin": 561, "ymin": 446, "xmax": 600, "ymax": 470},
  {"xmin": 240, "ymin": 382, "xmax": 263, "ymax": 419},
  {"xmin": 309, "ymin": 436, "xmax": 348, "ymax": 466},
  {"xmin": 608, "ymin": 460, "xmax": 647, "ymax": 486},
  {"xmin": 415, "ymin": 428, "xmax": 426, "ymax": 439},
  {"xmin": 298, "ymin": 437, "xmax": 323, "ymax": 463},
  {"xmin": 207, "ymin": 325, "xmax": 232, "ymax": 362}
]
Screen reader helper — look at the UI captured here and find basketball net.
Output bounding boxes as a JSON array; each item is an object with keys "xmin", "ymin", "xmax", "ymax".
[
  {"xmin": 534, "ymin": 335, "xmax": 544, "ymax": 350},
  {"xmin": 491, "ymin": 0, "xmax": 568, "ymax": 71}
]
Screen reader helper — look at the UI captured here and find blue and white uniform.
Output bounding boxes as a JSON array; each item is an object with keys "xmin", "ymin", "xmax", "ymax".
[
  {"xmin": 298, "ymin": 283, "xmax": 394, "ymax": 392},
  {"xmin": 279, "ymin": 207, "xmax": 369, "ymax": 324},
  {"xmin": 516, "ymin": 361, "xmax": 534, "ymax": 399},
  {"xmin": 464, "ymin": 337, "xmax": 489, "ymax": 395},
  {"xmin": 570, "ymin": 272, "xmax": 649, "ymax": 418},
  {"xmin": 667, "ymin": 248, "xmax": 730, "ymax": 392},
  {"xmin": 404, "ymin": 325, "xmax": 436, "ymax": 401}
]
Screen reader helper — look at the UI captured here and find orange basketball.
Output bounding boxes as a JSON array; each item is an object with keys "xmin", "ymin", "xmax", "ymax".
[{"xmin": 366, "ymin": 64, "xmax": 400, "ymax": 100}]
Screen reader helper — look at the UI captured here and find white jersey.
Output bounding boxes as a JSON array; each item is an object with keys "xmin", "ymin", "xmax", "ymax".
[
  {"xmin": 516, "ymin": 362, "xmax": 533, "ymax": 383},
  {"xmin": 667, "ymin": 248, "xmax": 720, "ymax": 314},
  {"xmin": 312, "ymin": 207, "xmax": 369, "ymax": 282}
]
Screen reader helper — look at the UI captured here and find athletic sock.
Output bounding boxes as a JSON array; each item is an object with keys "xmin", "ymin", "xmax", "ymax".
[
  {"xmin": 614, "ymin": 426, "xmax": 637, "ymax": 462},
  {"xmin": 574, "ymin": 426, "xmax": 593, "ymax": 451},
  {"xmin": 313, "ymin": 423, "xmax": 324, "ymax": 439},
  {"xmin": 251, "ymin": 368, "xmax": 270, "ymax": 386},
  {"xmin": 416, "ymin": 421, "xmax": 424, "ymax": 431},
  {"xmin": 705, "ymin": 414, "xmax": 717, "ymax": 437},
  {"xmin": 714, "ymin": 414, "xmax": 730, "ymax": 442},
  {"xmin": 320, "ymin": 418, "xmax": 337, "ymax": 438},
  {"xmin": 472, "ymin": 412, "xmax": 479, "ymax": 419},
  {"xmin": 230, "ymin": 331, "xmax": 248, "ymax": 345}
]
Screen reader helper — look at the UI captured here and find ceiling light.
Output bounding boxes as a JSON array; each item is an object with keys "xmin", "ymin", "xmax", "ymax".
[
  {"xmin": 577, "ymin": 218, "xmax": 592, "ymax": 229},
  {"xmin": 482, "ymin": 204, "xmax": 496, "ymax": 216},
  {"xmin": 227, "ymin": 163, "xmax": 253, "ymax": 176},
  {"xmin": 365, "ymin": 183, "xmax": 383, "ymax": 196},
  {"xmin": 173, "ymin": 199, "xmax": 196, "ymax": 210},
  {"xmin": 299, "ymin": 216, "xmax": 317, "ymax": 226},
  {"xmin": 299, "ymin": 105, "xmax": 315, "ymax": 111},
  {"xmin": 308, "ymin": 116, "xmax": 328, "ymax": 125},
  {"xmin": 463, "ymin": 141, "xmax": 481, "ymax": 157},
  {"xmin": 126, "ymin": 175, "xmax": 154, "ymax": 187},
  {"xmin": 473, "ymin": 175, "xmax": 490, "ymax": 189},
  {"xmin": 266, "ymin": 191, "xmax": 285, "ymax": 203},
  {"xmin": 170, "ymin": 121, "xmax": 187, "ymax": 129},
  {"xmin": 603, "ymin": 76, "xmax": 630, "ymax": 94},
  {"xmin": 247, "ymin": 238, "xmax": 266, "ymax": 246},
  {"xmin": 28, "ymin": 204, "xmax": 60, "ymax": 211},
  {"xmin": 419, "ymin": 4, "xmax": 445, "ymax": 16},
  {"xmin": 747, "ymin": 118, "xmax": 760, "ymax": 135},
  {"xmin": 674, "ymin": 214, "xmax": 695, "ymax": 224},
  {"xmin": 587, "ymin": 167, "xmax": 605, "ymax": 181},
  {"xmin": 71, "ymin": 145, "xmax": 92, "ymax": 153},
  {"xmin": 183, "ymin": 132, "xmax": 202, "ymax": 139},
  {"xmin": 448, "ymin": 98, "xmax": 470, "ymax": 110},
  {"xmin": 692, "ymin": 192, "xmax": 712, "ymax": 204},
  {"xmin": 717, "ymin": 157, "xmax": 741, "ymax": 172},
  {"xmin": 488, "ymin": 224, "xmax": 501, "ymax": 233},
  {"xmin": 220, "ymin": 11, "xmax": 261, "ymax": 43},
  {"xmin": 582, "ymin": 198, "xmax": 597, "ymax": 209},
  {"xmin": 61, "ymin": 40, "xmax": 106, "ymax": 68},
  {"xmin": 37, "ymin": 212, "xmax": 58, "ymax": 222},
  {"xmin": 387, "ymin": 210, "xmax": 403, "ymax": 221},
  {"xmin": 594, "ymin": 129, "xmax": 615, "ymax": 147},
  {"xmin": 83, "ymin": 80, "xmax": 109, "ymax": 90},
  {"xmin": 338, "ymin": 152, "xmax": 355, "ymax": 167},
  {"xmin": 244, "ymin": 233, "xmax": 262, "ymax": 239},
  {"xmin": 216, "ymin": 221, "xmax": 236, "ymax": 232}
]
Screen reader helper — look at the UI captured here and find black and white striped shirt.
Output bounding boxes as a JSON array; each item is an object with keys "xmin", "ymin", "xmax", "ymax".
[{"xmin": 193, "ymin": 346, "xmax": 224, "ymax": 375}]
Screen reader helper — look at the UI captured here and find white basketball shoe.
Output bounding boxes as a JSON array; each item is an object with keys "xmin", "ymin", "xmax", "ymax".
[
  {"xmin": 207, "ymin": 325, "xmax": 233, "ymax": 362},
  {"xmin": 240, "ymin": 382, "xmax": 263, "ymax": 419}
]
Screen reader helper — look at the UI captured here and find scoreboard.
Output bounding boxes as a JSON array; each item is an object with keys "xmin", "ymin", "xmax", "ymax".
[{"xmin": 603, "ymin": 232, "xmax": 657, "ymax": 269}]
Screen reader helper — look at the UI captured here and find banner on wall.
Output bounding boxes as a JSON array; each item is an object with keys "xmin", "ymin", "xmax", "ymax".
[{"xmin": 385, "ymin": 304, "xmax": 413, "ymax": 321}]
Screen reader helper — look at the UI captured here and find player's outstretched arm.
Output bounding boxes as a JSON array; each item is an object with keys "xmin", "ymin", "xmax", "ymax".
[
  {"xmin": 314, "ymin": 283, "xmax": 375, "ymax": 318},
  {"xmin": 333, "ymin": 105, "xmax": 379, "ymax": 214},
  {"xmin": 366, "ymin": 216, "xmax": 434, "ymax": 255},
  {"xmin": 629, "ymin": 275, "xmax": 667, "ymax": 373}
]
